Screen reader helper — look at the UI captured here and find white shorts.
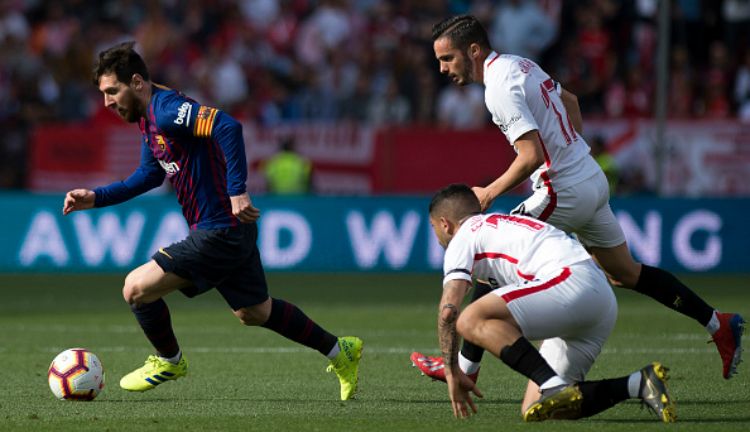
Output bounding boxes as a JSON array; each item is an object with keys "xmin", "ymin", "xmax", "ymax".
[
  {"xmin": 491, "ymin": 259, "xmax": 617, "ymax": 382},
  {"xmin": 512, "ymin": 170, "xmax": 626, "ymax": 248}
]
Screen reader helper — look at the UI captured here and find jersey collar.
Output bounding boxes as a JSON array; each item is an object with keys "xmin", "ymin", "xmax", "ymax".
[{"xmin": 483, "ymin": 51, "xmax": 500, "ymax": 85}]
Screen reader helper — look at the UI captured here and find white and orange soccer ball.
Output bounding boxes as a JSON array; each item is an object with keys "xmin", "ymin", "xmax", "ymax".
[{"xmin": 48, "ymin": 348, "xmax": 105, "ymax": 401}]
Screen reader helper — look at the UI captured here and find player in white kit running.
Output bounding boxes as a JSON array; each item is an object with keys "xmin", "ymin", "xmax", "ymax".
[
  {"xmin": 412, "ymin": 14, "xmax": 743, "ymax": 386},
  {"xmin": 429, "ymin": 184, "xmax": 674, "ymax": 421}
]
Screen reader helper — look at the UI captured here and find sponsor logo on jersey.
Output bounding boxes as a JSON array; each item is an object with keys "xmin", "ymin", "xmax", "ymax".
[
  {"xmin": 518, "ymin": 58, "xmax": 535, "ymax": 73},
  {"xmin": 174, "ymin": 102, "xmax": 192, "ymax": 126},
  {"xmin": 500, "ymin": 114, "xmax": 521, "ymax": 133},
  {"xmin": 158, "ymin": 159, "xmax": 181, "ymax": 175}
]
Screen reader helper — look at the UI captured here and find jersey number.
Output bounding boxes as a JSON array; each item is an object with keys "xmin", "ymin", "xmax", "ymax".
[
  {"xmin": 485, "ymin": 214, "xmax": 543, "ymax": 231},
  {"xmin": 540, "ymin": 79, "xmax": 577, "ymax": 145}
]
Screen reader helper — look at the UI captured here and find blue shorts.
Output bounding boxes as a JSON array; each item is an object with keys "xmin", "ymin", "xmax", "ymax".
[{"xmin": 152, "ymin": 223, "xmax": 268, "ymax": 310}]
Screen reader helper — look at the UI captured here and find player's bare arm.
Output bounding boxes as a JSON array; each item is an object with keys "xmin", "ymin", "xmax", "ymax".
[
  {"xmin": 559, "ymin": 87, "xmax": 583, "ymax": 134},
  {"xmin": 62, "ymin": 189, "xmax": 95, "ymax": 215},
  {"xmin": 439, "ymin": 279, "xmax": 483, "ymax": 418},
  {"xmin": 230, "ymin": 193, "xmax": 261, "ymax": 223},
  {"xmin": 472, "ymin": 131, "xmax": 545, "ymax": 211}
]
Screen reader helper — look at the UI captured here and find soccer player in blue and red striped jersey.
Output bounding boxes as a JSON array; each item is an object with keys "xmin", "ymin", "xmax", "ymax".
[{"xmin": 62, "ymin": 42, "xmax": 362, "ymax": 400}]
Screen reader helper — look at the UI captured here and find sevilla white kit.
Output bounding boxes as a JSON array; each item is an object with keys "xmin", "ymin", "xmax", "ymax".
[
  {"xmin": 482, "ymin": 52, "xmax": 625, "ymax": 248},
  {"xmin": 443, "ymin": 213, "xmax": 617, "ymax": 382}
]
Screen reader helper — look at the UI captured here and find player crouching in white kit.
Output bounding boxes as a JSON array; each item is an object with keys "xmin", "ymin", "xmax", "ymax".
[{"xmin": 429, "ymin": 184, "xmax": 676, "ymax": 422}]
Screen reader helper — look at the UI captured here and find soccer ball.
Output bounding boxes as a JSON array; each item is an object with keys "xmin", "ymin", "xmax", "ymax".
[{"xmin": 48, "ymin": 348, "xmax": 105, "ymax": 401}]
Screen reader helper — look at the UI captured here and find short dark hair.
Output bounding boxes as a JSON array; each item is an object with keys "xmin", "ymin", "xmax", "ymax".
[
  {"xmin": 92, "ymin": 41, "xmax": 150, "ymax": 86},
  {"xmin": 431, "ymin": 15, "xmax": 491, "ymax": 51},
  {"xmin": 429, "ymin": 183, "xmax": 481, "ymax": 220}
]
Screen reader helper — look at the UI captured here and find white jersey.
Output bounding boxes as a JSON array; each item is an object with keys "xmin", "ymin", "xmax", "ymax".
[
  {"xmin": 483, "ymin": 52, "xmax": 601, "ymax": 192},
  {"xmin": 442, "ymin": 213, "xmax": 591, "ymax": 288}
]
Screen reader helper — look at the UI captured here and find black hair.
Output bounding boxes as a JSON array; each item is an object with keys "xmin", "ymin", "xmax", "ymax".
[
  {"xmin": 92, "ymin": 41, "xmax": 150, "ymax": 85},
  {"xmin": 429, "ymin": 184, "xmax": 482, "ymax": 219},
  {"xmin": 431, "ymin": 15, "xmax": 491, "ymax": 51}
]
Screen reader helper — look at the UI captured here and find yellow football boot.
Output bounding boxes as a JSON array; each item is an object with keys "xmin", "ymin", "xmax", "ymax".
[
  {"xmin": 120, "ymin": 354, "xmax": 188, "ymax": 392},
  {"xmin": 326, "ymin": 336, "xmax": 363, "ymax": 400}
]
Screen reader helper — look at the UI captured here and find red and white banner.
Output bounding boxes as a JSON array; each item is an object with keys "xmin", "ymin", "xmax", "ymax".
[
  {"xmin": 585, "ymin": 119, "xmax": 750, "ymax": 196},
  {"xmin": 28, "ymin": 120, "xmax": 750, "ymax": 196}
]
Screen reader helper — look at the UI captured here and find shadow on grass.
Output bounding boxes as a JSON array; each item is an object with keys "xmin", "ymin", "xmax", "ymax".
[
  {"xmin": 95, "ymin": 396, "xmax": 519, "ymax": 405},
  {"xmin": 675, "ymin": 399, "xmax": 750, "ymax": 406},
  {"xmin": 590, "ymin": 417, "xmax": 750, "ymax": 423}
]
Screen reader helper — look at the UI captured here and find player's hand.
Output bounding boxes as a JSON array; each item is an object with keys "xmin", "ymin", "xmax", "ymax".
[
  {"xmin": 230, "ymin": 193, "xmax": 260, "ymax": 223},
  {"xmin": 446, "ymin": 370, "xmax": 483, "ymax": 419},
  {"xmin": 62, "ymin": 189, "xmax": 95, "ymax": 215},
  {"xmin": 471, "ymin": 186, "xmax": 495, "ymax": 212}
]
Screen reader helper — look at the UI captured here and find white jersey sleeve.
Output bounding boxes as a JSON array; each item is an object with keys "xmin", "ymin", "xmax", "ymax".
[
  {"xmin": 483, "ymin": 52, "xmax": 601, "ymax": 191},
  {"xmin": 442, "ymin": 229, "xmax": 475, "ymax": 286}
]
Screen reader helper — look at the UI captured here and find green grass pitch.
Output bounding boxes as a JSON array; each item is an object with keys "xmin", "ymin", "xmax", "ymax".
[{"xmin": 0, "ymin": 273, "xmax": 748, "ymax": 431}]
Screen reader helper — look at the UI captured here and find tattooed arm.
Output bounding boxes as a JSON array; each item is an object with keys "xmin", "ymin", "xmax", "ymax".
[
  {"xmin": 438, "ymin": 279, "xmax": 482, "ymax": 418},
  {"xmin": 438, "ymin": 280, "xmax": 469, "ymax": 373}
]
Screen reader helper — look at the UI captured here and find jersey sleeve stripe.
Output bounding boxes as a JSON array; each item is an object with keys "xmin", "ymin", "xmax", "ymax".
[{"xmin": 446, "ymin": 268, "xmax": 471, "ymax": 276}]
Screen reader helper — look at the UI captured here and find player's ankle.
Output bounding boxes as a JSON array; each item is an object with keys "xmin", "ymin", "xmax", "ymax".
[{"xmin": 458, "ymin": 352, "xmax": 481, "ymax": 375}]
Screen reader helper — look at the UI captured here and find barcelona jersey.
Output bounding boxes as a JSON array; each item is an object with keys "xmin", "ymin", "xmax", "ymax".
[{"xmin": 94, "ymin": 85, "xmax": 247, "ymax": 229}]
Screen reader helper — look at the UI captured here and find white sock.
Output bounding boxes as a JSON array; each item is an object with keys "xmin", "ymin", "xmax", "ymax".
[
  {"xmin": 326, "ymin": 341, "xmax": 340, "ymax": 360},
  {"xmin": 706, "ymin": 310, "xmax": 720, "ymax": 335},
  {"xmin": 539, "ymin": 375, "xmax": 568, "ymax": 391},
  {"xmin": 160, "ymin": 350, "xmax": 182, "ymax": 365},
  {"xmin": 458, "ymin": 352, "xmax": 481, "ymax": 375},
  {"xmin": 627, "ymin": 371, "xmax": 641, "ymax": 398}
]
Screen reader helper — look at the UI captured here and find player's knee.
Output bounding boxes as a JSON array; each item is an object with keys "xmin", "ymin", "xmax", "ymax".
[
  {"xmin": 123, "ymin": 272, "xmax": 146, "ymax": 304},
  {"xmin": 234, "ymin": 307, "xmax": 265, "ymax": 326},
  {"xmin": 606, "ymin": 266, "xmax": 640, "ymax": 289}
]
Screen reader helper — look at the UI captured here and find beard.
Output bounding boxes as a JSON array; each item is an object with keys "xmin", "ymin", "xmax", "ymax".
[
  {"xmin": 454, "ymin": 52, "xmax": 475, "ymax": 86},
  {"xmin": 116, "ymin": 89, "xmax": 143, "ymax": 123},
  {"xmin": 458, "ymin": 53, "xmax": 474, "ymax": 86}
]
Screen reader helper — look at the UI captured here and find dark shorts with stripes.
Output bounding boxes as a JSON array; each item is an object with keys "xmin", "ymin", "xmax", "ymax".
[{"xmin": 152, "ymin": 223, "xmax": 268, "ymax": 310}]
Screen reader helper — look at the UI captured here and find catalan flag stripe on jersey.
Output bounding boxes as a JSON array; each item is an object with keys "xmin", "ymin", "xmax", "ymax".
[{"xmin": 194, "ymin": 106, "xmax": 218, "ymax": 137}]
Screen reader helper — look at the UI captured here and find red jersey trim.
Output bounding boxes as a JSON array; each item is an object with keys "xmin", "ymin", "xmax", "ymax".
[
  {"xmin": 516, "ymin": 269, "xmax": 536, "ymax": 281},
  {"xmin": 536, "ymin": 132, "xmax": 557, "ymax": 221},
  {"xmin": 474, "ymin": 252, "xmax": 518, "ymax": 263},
  {"xmin": 501, "ymin": 267, "xmax": 571, "ymax": 303},
  {"xmin": 486, "ymin": 52, "xmax": 500, "ymax": 68},
  {"xmin": 474, "ymin": 251, "xmax": 537, "ymax": 280}
]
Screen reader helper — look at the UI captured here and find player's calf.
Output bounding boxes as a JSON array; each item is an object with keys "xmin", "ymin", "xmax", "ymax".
[{"xmin": 233, "ymin": 299, "xmax": 272, "ymax": 326}]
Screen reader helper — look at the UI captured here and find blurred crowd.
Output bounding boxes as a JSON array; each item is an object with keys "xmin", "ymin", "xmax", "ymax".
[{"xmin": 2, "ymin": 0, "xmax": 750, "ymax": 189}]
